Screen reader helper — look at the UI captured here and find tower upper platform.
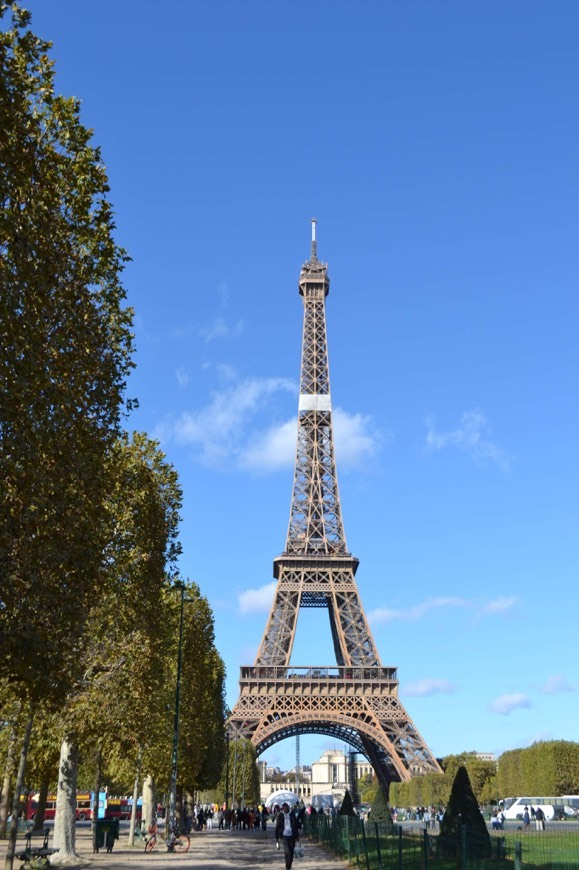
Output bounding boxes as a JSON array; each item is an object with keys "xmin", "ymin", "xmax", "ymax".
[{"xmin": 299, "ymin": 219, "xmax": 330, "ymax": 298}]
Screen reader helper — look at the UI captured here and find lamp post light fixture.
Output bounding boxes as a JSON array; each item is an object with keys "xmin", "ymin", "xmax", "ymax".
[{"xmin": 168, "ymin": 578, "xmax": 190, "ymax": 839}]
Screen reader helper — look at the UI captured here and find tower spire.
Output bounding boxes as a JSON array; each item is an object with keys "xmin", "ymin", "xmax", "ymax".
[{"xmin": 311, "ymin": 217, "xmax": 318, "ymax": 262}]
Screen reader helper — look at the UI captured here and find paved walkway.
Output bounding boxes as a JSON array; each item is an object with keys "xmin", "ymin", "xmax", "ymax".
[{"xmin": 1, "ymin": 825, "xmax": 348, "ymax": 870}]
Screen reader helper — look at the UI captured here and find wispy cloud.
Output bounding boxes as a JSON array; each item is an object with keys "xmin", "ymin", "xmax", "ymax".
[
  {"xmin": 403, "ymin": 678, "xmax": 456, "ymax": 697},
  {"xmin": 425, "ymin": 408, "xmax": 512, "ymax": 471},
  {"xmin": 161, "ymin": 372, "xmax": 381, "ymax": 472},
  {"xmin": 369, "ymin": 594, "xmax": 520, "ymax": 626},
  {"xmin": 197, "ymin": 280, "xmax": 244, "ymax": 342},
  {"xmin": 238, "ymin": 582, "xmax": 277, "ymax": 615},
  {"xmin": 489, "ymin": 693, "xmax": 532, "ymax": 715},
  {"xmin": 200, "ymin": 315, "xmax": 244, "ymax": 342},
  {"xmin": 368, "ymin": 597, "xmax": 469, "ymax": 625},
  {"xmin": 479, "ymin": 596, "xmax": 519, "ymax": 617},
  {"xmin": 175, "ymin": 367, "xmax": 190, "ymax": 387},
  {"xmin": 540, "ymin": 675, "xmax": 575, "ymax": 694},
  {"xmin": 164, "ymin": 376, "xmax": 295, "ymax": 467},
  {"xmin": 239, "ymin": 406, "xmax": 380, "ymax": 473}
]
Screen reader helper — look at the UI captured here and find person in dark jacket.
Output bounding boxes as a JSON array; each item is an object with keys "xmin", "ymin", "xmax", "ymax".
[{"xmin": 275, "ymin": 802, "xmax": 300, "ymax": 870}]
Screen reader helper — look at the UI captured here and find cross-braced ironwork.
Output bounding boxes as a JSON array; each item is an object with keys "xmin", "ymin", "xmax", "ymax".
[{"xmin": 228, "ymin": 222, "xmax": 441, "ymax": 794}]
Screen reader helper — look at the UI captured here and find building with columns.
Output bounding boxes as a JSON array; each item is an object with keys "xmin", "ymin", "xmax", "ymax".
[{"xmin": 259, "ymin": 749, "xmax": 373, "ymax": 806}]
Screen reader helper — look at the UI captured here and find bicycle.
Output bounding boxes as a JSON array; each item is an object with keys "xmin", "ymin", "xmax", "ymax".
[{"xmin": 144, "ymin": 823, "xmax": 190, "ymax": 853}]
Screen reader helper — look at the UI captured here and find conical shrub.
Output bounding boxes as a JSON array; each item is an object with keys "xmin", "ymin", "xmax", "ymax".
[
  {"xmin": 438, "ymin": 765, "xmax": 491, "ymax": 860},
  {"xmin": 339, "ymin": 789, "xmax": 356, "ymax": 817},
  {"xmin": 368, "ymin": 786, "xmax": 393, "ymax": 831}
]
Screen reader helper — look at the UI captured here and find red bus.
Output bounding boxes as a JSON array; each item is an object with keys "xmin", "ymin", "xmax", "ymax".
[
  {"xmin": 26, "ymin": 793, "xmax": 93, "ymax": 821},
  {"xmin": 105, "ymin": 798, "xmax": 142, "ymax": 820}
]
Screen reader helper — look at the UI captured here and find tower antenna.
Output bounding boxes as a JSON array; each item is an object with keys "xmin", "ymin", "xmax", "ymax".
[{"xmin": 311, "ymin": 218, "xmax": 318, "ymax": 261}]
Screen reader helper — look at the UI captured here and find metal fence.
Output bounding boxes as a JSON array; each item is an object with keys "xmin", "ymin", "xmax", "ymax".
[{"xmin": 303, "ymin": 812, "xmax": 579, "ymax": 869}]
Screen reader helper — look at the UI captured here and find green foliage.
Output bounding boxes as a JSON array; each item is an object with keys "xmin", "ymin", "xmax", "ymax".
[
  {"xmin": 216, "ymin": 739, "xmax": 260, "ymax": 807},
  {"xmin": 392, "ymin": 742, "xmax": 579, "ymax": 811},
  {"xmin": 175, "ymin": 584, "xmax": 227, "ymax": 792},
  {"xmin": 0, "ymin": 1, "xmax": 135, "ymax": 707},
  {"xmin": 391, "ymin": 752, "xmax": 496, "ymax": 809},
  {"xmin": 438, "ymin": 766, "xmax": 490, "ymax": 860},
  {"xmin": 358, "ymin": 772, "xmax": 376, "ymax": 803},
  {"xmin": 495, "ymin": 741, "xmax": 579, "ymax": 797},
  {"xmin": 369, "ymin": 784, "xmax": 393, "ymax": 828},
  {"xmin": 339, "ymin": 789, "xmax": 356, "ymax": 816}
]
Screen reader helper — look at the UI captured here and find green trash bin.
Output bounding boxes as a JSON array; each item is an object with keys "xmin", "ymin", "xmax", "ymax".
[{"xmin": 94, "ymin": 817, "xmax": 120, "ymax": 853}]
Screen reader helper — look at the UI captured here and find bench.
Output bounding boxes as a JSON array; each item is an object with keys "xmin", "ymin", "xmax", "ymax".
[{"xmin": 15, "ymin": 828, "xmax": 58, "ymax": 867}]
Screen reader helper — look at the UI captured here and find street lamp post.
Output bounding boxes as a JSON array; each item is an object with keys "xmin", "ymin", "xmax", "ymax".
[
  {"xmin": 225, "ymin": 729, "xmax": 230, "ymax": 811},
  {"xmin": 168, "ymin": 579, "xmax": 186, "ymax": 838}
]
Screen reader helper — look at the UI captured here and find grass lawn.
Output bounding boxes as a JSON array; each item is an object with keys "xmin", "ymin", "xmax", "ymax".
[{"xmin": 353, "ymin": 829, "xmax": 579, "ymax": 869}]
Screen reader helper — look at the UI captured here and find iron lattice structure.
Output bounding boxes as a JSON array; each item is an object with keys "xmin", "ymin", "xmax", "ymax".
[{"xmin": 228, "ymin": 223, "xmax": 441, "ymax": 794}]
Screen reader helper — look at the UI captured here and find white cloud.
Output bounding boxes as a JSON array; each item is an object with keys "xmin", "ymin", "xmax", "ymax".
[
  {"xmin": 425, "ymin": 408, "xmax": 512, "ymax": 471},
  {"xmin": 175, "ymin": 367, "xmax": 190, "ymax": 387},
  {"xmin": 239, "ymin": 406, "xmax": 380, "ymax": 473},
  {"xmin": 479, "ymin": 595, "xmax": 519, "ymax": 617},
  {"xmin": 540, "ymin": 675, "xmax": 575, "ymax": 694},
  {"xmin": 489, "ymin": 693, "xmax": 532, "ymax": 715},
  {"xmin": 167, "ymin": 376, "xmax": 295, "ymax": 467},
  {"xmin": 240, "ymin": 418, "xmax": 297, "ymax": 472},
  {"xmin": 403, "ymin": 678, "xmax": 456, "ymax": 697},
  {"xmin": 238, "ymin": 582, "xmax": 277, "ymax": 615},
  {"xmin": 368, "ymin": 597, "xmax": 469, "ymax": 625},
  {"xmin": 334, "ymin": 408, "xmax": 381, "ymax": 466},
  {"xmin": 165, "ymin": 372, "xmax": 382, "ymax": 472}
]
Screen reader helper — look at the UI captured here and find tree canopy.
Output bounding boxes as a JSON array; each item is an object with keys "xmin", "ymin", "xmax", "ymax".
[{"xmin": 0, "ymin": 0, "xmax": 135, "ymax": 706}]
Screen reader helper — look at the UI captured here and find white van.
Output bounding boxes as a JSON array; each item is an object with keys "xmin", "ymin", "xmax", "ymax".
[{"xmin": 503, "ymin": 798, "xmax": 560, "ymax": 821}]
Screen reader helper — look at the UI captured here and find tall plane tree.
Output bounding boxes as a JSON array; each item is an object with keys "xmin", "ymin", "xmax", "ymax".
[{"xmin": 0, "ymin": 5, "xmax": 134, "ymax": 866}]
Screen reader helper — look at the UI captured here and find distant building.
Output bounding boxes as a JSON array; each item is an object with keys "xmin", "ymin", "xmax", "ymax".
[
  {"xmin": 259, "ymin": 749, "xmax": 372, "ymax": 805},
  {"xmin": 474, "ymin": 752, "xmax": 497, "ymax": 763}
]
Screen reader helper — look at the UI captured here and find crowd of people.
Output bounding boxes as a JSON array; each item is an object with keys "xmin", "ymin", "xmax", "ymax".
[
  {"xmin": 391, "ymin": 805, "xmax": 446, "ymax": 828},
  {"xmin": 182, "ymin": 801, "xmax": 309, "ymax": 834}
]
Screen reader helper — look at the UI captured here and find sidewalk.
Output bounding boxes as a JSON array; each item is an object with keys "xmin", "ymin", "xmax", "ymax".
[{"xmin": 0, "ymin": 825, "xmax": 348, "ymax": 869}]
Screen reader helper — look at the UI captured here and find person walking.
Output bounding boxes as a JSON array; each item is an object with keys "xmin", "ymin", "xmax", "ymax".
[
  {"xmin": 535, "ymin": 807, "xmax": 545, "ymax": 831},
  {"xmin": 275, "ymin": 802, "xmax": 300, "ymax": 870}
]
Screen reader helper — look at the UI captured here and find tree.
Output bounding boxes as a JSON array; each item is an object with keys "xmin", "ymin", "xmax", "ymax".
[
  {"xmin": 50, "ymin": 433, "xmax": 183, "ymax": 858},
  {"xmin": 217, "ymin": 739, "xmax": 260, "ymax": 808},
  {"xmin": 339, "ymin": 789, "xmax": 356, "ymax": 817},
  {"xmin": 368, "ymin": 785, "xmax": 393, "ymax": 830},
  {"xmin": 0, "ymin": 5, "xmax": 134, "ymax": 864},
  {"xmin": 358, "ymin": 772, "xmax": 376, "ymax": 804},
  {"xmin": 438, "ymin": 766, "xmax": 490, "ymax": 861},
  {"xmin": 177, "ymin": 587, "xmax": 226, "ymax": 793}
]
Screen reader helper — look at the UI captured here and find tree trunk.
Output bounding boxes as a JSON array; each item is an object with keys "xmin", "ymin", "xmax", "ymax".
[
  {"xmin": 0, "ymin": 718, "xmax": 19, "ymax": 839},
  {"xmin": 142, "ymin": 774, "xmax": 156, "ymax": 832},
  {"xmin": 127, "ymin": 753, "xmax": 141, "ymax": 846},
  {"xmin": 32, "ymin": 771, "xmax": 51, "ymax": 831},
  {"xmin": 51, "ymin": 737, "xmax": 80, "ymax": 864},
  {"xmin": 3, "ymin": 710, "xmax": 34, "ymax": 870}
]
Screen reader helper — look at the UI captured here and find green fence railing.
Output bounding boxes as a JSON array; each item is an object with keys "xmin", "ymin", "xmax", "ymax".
[{"xmin": 303, "ymin": 813, "xmax": 579, "ymax": 869}]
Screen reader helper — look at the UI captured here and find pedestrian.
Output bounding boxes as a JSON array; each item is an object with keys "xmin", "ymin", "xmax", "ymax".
[
  {"xmin": 275, "ymin": 801, "xmax": 300, "ymax": 870},
  {"xmin": 535, "ymin": 807, "xmax": 545, "ymax": 831},
  {"xmin": 523, "ymin": 807, "xmax": 530, "ymax": 828}
]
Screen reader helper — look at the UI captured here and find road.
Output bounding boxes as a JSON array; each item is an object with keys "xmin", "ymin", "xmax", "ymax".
[{"xmin": 0, "ymin": 822, "xmax": 348, "ymax": 870}]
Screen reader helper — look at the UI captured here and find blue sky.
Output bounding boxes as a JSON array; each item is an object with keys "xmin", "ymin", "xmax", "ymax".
[{"xmin": 22, "ymin": 0, "xmax": 578, "ymax": 774}]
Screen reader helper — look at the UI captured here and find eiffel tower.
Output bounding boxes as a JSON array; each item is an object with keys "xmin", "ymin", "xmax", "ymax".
[{"xmin": 228, "ymin": 222, "xmax": 441, "ymax": 794}]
